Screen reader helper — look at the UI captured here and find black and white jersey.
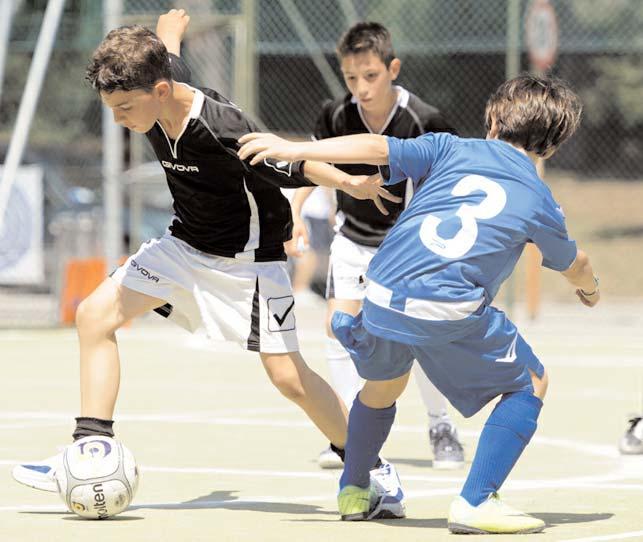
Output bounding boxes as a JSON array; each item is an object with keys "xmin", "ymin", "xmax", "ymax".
[
  {"xmin": 314, "ymin": 86, "xmax": 457, "ymax": 247},
  {"xmin": 145, "ymin": 65, "xmax": 314, "ymax": 262}
]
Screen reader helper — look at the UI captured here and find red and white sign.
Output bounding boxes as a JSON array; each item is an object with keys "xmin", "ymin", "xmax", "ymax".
[{"xmin": 525, "ymin": 0, "xmax": 559, "ymax": 72}]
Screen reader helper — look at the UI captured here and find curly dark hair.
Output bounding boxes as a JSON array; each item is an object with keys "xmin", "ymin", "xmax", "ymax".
[{"xmin": 86, "ymin": 25, "xmax": 171, "ymax": 93}]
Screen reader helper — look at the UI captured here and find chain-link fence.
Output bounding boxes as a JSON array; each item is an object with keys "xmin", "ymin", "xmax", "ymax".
[
  {"xmin": 0, "ymin": 0, "xmax": 642, "ymax": 325},
  {"xmin": 256, "ymin": 0, "xmax": 643, "ymax": 179}
]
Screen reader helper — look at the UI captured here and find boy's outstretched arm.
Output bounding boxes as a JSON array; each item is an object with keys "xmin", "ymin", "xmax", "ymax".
[
  {"xmin": 156, "ymin": 9, "xmax": 190, "ymax": 56},
  {"xmin": 301, "ymin": 161, "xmax": 400, "ymax": 215},
  {"xmin": 561, "ymin": 249, "xmax": 600, "ymax": 307},
  {"xmin": 238, "ymin": 132, "xmax": 389, "ymax": 166}
]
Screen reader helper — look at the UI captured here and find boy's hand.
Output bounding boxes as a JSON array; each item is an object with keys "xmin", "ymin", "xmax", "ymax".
[
  {"xmin": 284, "ymin": 216, "xmax": 310, "ymax": 257},
  {"xmin": 238, "ymin": 133, "xmax": 302, "ymax": 165},
  {"xmin": 156, "ymin": 9, "xmax": 190, "ymax": 56},
  {"xmin": 342, "ymin": 173, "xmax": 402, "ymax": 215},
  {"xmin": 575, "ymin": 287, "xmax": 600, "ymax": 308}
]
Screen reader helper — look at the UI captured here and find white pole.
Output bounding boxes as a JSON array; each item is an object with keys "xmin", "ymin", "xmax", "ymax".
[
  {"xmin": 337, "ymin": 0, "xmax": 359, "ymax": 25},
  {"xmin": 277, "ymin": 0, "xmax": 345, "ymax": 99},
  {"xmin": 0, "ymin": 0, "xmax": 15, "ymax": 104},
  {"xmin": 102, "ymin": 0, "xmax": 124, "ymax": 272},
  {"xmin": 0, "ymin": 0, "xmax": 66, "ymax": 235},
  {"xmin": 504, "ymin": 0, "xmax": 521, "ymax": 317}
]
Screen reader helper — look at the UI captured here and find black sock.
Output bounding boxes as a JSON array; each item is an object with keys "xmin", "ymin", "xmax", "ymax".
[
  {"xmin": 72, "ymin": 417, "xmax": 115, "ymax": 441},
  {"xmin": 330, "ymin": 442, "xmax": 345, "ymax": 462},
  {"xmin": 330, "ymin": 443, "xmax": 383, "ymax": 469}
]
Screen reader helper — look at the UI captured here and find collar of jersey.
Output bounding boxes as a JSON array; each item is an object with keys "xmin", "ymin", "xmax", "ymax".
[
  {"xmin": 492, "ymin": 139, "xmax": 538, "ymax": 174},
  {"xmin": 352, "ymin": 86, "xmax": 409, "ymax": 135},
  {"xmin": 175, "ymin": 82, "xmax": 205, "ymax": 120}
]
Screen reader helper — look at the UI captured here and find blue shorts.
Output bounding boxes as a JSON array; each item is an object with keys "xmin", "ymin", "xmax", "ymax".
[{"xmin": 332, "ymin": 306, "xmax": 544, "ymax": 417}]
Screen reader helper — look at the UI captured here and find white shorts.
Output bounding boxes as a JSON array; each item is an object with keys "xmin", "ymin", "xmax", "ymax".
[
  {"xmin": 111, "ymin": 234, "xmax": 299, "ymax": 353},
  {"xmin": 325, "ymin": 234, "xmax": 377, "ymax": 301}
]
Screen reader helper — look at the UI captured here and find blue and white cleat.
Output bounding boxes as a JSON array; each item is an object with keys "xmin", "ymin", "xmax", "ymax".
[
  {"xmin": 12, "ymin": 452, "xmax": 63, "ymax": 492},
  {"xmin": 368, "ymin": 461, "xmax": 406, "ymax": 519}
]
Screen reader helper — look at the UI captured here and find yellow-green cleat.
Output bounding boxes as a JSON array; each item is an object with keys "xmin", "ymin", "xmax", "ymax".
[
  {"xmin": 338, "ymin": 484, "xmax": 378, "ymax": 521},
  {"xmin": 448, "ymin": 493, "xmax": 545, "ymax": 534}
]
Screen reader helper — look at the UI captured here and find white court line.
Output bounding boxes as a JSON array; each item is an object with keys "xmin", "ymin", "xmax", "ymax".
[
  {"xmin": 2, "ymin": 460, "xmax": 641, "ymax": 491},
  {"xmin": 561, "ymin": 531, "xmax": 643, "ymax": 542},
  {"xmin": 0, "ymin": 411, "xmax": 623, "ymax": 459},
  {"xmin": 0, "ymin": 422, "xmax": 64, "ymax": 430}
]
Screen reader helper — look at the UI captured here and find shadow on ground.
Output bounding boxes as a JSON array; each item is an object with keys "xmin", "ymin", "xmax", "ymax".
[
  {"xmin": 293, "ymin": 512, "xmax": 614, "ymax": 527},
  {"xmin": 130, "ymin": 490, "xmax": 335, "ymax": 516},
  {"xmin": 20, "ymin": 511, "xmax": 144, "ymax": 521}
]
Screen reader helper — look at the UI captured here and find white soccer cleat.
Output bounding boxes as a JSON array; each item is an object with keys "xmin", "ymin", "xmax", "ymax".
[
  {"xmin": 12, "ymin": 452, "xmax": 63, "ymax": 492},
  {"xmin": 448, "ymin": 493, "xmax": 545, "ymax": 534},
  {"xmin": 619, "ymin": 416, "xmax": 643, "ymax": 455},
  {"xmin": 430, "ymin": 422, "xmax": 465, "ymax": 470},
  {"xmin": 368, "ymin": 461, "xmax": 406, "ymax": 519},
  {"xmin": 317, "ymin": 445, "xmax": 344, "ymax": 469}
]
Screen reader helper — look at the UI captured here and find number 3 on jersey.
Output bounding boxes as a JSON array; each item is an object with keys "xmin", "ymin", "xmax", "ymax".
[{"xmin": 420, "ymin": 175, "xmax": 507, "ymax": 259}]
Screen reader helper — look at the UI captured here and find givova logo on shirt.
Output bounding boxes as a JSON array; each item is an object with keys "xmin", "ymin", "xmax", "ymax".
[{"xmin": 161, "ymin": 160, "xmax": 199, "ymax": 173}]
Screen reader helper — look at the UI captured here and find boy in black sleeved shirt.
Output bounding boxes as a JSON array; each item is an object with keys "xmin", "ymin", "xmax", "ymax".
[{"xmin": 12, "ymin": 10, "xmax": 405, "ymax": 519}]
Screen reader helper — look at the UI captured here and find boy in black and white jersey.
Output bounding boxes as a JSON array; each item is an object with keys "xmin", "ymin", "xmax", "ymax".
[
  {"xmin": 288, "ymin": 22, "xmax": 465, "ymax": 469},
  {"xmin": 12, "ymin": 10, "xmax": 406, "ymax": 518}
]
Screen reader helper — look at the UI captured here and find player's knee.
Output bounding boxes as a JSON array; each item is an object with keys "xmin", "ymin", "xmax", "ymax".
[
  {"xmin": 530, "ymin": 369, "xmax": 548, "ymax": 401},
  {"xmin": 75, "ymin": 295, "xmax": 117, "ymax": 336},
  {"xmin": 269, "ymin": 371, "xmax": 307, "ymax": 402},
  {"xmin": 75, "ymin": 296, "xmax": 97, "ymax": 331}
]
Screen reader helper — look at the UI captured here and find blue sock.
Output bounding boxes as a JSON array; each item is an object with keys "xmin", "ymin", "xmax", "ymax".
[
  {"xmin": 339, "ymin": 395, "xmax": 396, "ymax": 489},
  {"xmin": 460, "ymin": 391, "xmax": 543, "ymax": 506}
]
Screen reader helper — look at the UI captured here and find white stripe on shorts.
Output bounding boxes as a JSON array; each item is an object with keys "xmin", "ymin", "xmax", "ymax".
[{"xmin": 366, "ymin": 280, "xmax": 483, "ymax": 321}]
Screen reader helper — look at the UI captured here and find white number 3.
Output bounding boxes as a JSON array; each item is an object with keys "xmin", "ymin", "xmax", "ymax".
[{"xmin": 420, "ymin": 175, "xmax": 506, "ymax": 259}]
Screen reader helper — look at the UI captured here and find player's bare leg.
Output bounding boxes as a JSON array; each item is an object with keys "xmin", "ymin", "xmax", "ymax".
[
  {"xmin": 359, "ymin": 373, "xmax": 410, "ymax": 408},
  {"xmin": 77, "ymin": 278, "xmax": 165, "ymax": 419},
  {"xmin": 261, "ymin": 351, "xmax": 348, "ymax": 447},
  {"xmin": 530, "ymin": 368, "xmax": 548, "ymax": 399},
  {"xmin": 12, "ymin": 278, "xmax": 164, "ymax": 492}
]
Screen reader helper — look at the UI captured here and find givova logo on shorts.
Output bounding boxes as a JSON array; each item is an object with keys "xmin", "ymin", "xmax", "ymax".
[
  {"xmin": 268, "ymin": 296, "xmax": 296, "ymax": 332},
  {"xmin": 131, "ymin": 260, "xmax": 160, "ymax": 283}
]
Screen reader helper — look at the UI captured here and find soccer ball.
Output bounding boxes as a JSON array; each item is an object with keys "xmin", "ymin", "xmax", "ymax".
[{"xmin": 55, "ymin": 436, "xmax": 139, "ymax": 519}]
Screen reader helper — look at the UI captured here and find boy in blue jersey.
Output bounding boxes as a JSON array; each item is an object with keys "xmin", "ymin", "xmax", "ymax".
[{"xmin": 239, "ymin": 74, "xmax": 599, "ymax": 534}]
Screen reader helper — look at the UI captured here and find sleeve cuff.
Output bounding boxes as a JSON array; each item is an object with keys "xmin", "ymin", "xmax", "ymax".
[
  {"xmin": 543, "ymin": 241, "xmax": 578, "ymax": 271},
  {"xmin": 381, "ymin": 136, "xmax": 406, "ymax": 185}
]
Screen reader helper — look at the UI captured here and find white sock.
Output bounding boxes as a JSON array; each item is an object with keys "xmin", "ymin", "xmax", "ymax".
[
  {"xmin": 326, "ymin": 336, "xmax": 363, "ymax": 410},
  {"xmin": 412, "ymin": 364, "xmax": 452, "ymax": 429}
]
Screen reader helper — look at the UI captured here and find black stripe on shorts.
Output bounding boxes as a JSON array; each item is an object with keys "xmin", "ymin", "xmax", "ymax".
[
  {"xmin": 247, "ymin": 278, "xmax": 261, "ymax": 352},
  {"xmin": 154, "ymin": 303, "xmax": 173, "ymax": 318}
]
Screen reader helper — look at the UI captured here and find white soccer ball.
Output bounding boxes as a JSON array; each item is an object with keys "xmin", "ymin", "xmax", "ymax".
[{"xmin": 54, "ymin": 436, "xmax": 139, "ymax": 519}]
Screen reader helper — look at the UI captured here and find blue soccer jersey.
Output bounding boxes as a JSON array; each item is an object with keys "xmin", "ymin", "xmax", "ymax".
[{"xmin": 361, "ymin": 132, "xmax": 577, "ymax": 345}]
